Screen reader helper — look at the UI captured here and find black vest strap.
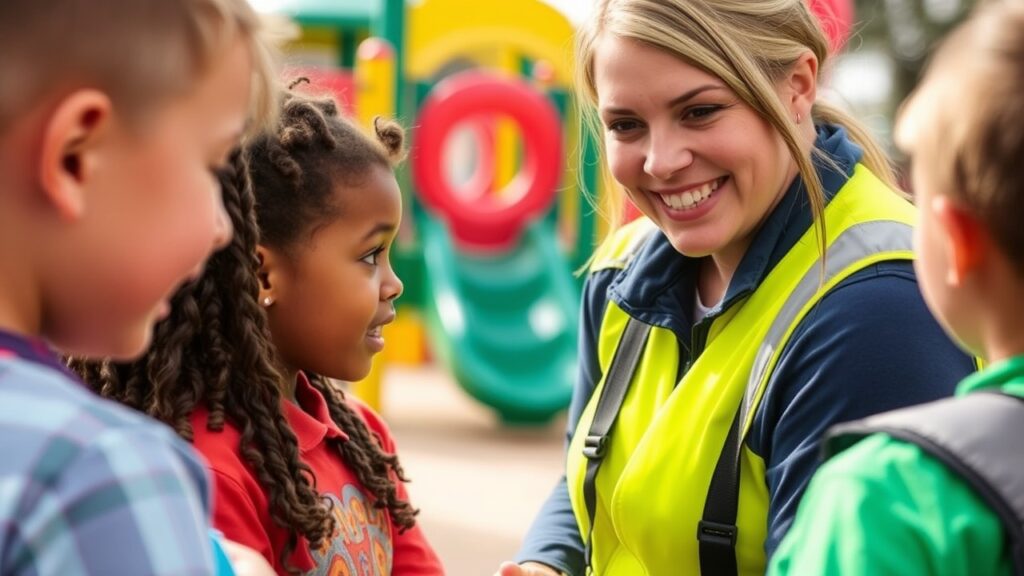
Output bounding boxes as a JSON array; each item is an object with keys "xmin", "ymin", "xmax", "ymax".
[
  {"xmin": 827, "ymin": 391, "xmax": 1024, "ymax": 576},
  {"xmin": 581, "ymin": 317, "xmax": 651, "ymax": 571},
  {"xmin": 698, "ymin": 403, "xmax": 743, "ymax": 576}
]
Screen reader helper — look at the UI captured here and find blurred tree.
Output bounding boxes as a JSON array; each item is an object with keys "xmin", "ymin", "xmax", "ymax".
[{"xmin": 854, "ymin": 0, "xmax": 975, "ymax": 112}]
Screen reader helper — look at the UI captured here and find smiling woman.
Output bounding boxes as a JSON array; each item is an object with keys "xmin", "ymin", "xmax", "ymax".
[{"xmin": 498, "ymin": 1, "xmax": 979, "ymax": 575}]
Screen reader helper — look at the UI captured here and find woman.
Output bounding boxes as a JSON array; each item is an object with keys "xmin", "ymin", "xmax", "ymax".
[{"xmin": 498, "ymin": 1, "xmax": 976, "ymax": 575}]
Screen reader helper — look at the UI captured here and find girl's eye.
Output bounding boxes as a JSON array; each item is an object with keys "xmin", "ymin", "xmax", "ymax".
[{"xmin": 360, "ymin": 246, "xmax": 385, "ymax": 266}]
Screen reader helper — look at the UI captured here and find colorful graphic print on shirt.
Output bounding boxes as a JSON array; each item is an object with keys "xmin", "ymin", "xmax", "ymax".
[{"xmin": 307, "ymin": 484, "xmax": 393, "ymax": 576}]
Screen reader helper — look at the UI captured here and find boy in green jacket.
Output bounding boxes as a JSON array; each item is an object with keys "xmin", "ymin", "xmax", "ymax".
[{"xmin": 769, "ymin": 1, "xmax": 1024, "ymax": 574}]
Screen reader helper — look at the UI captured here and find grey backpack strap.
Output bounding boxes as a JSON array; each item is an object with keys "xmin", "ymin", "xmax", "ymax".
[
  {"xmin": 826, "ymin": 392, "xmax": 1024, "ymax": 576},
  {"xmin": 581, "ymin": 317, "xmax": 651, "ymax": 570}
]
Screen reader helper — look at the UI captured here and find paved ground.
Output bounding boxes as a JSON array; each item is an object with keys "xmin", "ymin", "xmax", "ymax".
[{"xmin": 379, "ymin": 365, "xmax": 567, "ymax": 575}]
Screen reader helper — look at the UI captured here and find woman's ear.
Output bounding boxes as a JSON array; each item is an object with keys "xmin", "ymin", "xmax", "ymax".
[
  {"xmin": 256, "ymin": 244, "xmax": 281, "ymax": 308},
  {"xmin": 932, "ymin": 195, "xmax": 987, "ymax": 286},
  {"xmin": 781, "ymin": 51, "xmax": 818, "ymax": 123}
]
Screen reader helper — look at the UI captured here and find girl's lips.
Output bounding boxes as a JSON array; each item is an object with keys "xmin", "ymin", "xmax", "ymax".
[
  {"xmin": 365, "ymin": 331, "xmax": 385, "ymax": 353},
  {"xmin": 365, "ymin": 313, "xmax": 394, "ymax": 353}
]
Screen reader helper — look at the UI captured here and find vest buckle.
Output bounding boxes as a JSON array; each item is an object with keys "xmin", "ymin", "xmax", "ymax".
[
  {"xmin": 697, "ymin": 520, "xmax": 737, "ymax": 547},
  {"xmin": 582, "ymin": 435, "xmax": 608, "ymax": 459}
]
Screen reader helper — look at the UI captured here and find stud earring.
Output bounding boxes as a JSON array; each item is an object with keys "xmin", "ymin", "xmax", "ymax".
[{"xmin": 262, "ymin": 297, "xmax": 274, "ymax": 307}]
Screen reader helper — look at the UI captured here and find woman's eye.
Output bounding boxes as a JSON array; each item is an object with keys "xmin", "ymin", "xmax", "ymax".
[
  {"xmin": 685, "ymin": 105, "xmax": 722, "ymax": 121},
  {"xmin": 607, "ymin": 119, "xmax": 642, "ymax": 133}
]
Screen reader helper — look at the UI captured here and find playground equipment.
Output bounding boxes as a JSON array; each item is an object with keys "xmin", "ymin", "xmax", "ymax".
[{"xmin": 404, "ymin": 0, "xmax": 586, "ymax": 425}]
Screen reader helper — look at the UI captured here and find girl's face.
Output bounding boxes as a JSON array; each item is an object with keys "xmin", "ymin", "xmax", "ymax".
[
  {"xmin": 592, "ymin": 35, "xmax": 798, "ymax": 265},
  {"xmin": 265, "ymin": 164, "xmax": 404, "ymax": 382}
]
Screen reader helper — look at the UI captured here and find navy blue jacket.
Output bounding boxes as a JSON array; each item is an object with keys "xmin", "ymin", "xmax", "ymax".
[{"xmin": 515, "ymin": 125, "xmax": 976, "ymax": 576}]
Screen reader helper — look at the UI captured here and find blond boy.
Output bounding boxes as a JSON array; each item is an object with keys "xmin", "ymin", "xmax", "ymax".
[{"xmin": 0, "ymin": 1, "xmax": 276, "ymax": 573}]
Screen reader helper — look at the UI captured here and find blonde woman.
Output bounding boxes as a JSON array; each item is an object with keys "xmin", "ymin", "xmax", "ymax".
[{"xmin": 498, "ymin": 1, "xmax": 975, "ymax": 575}]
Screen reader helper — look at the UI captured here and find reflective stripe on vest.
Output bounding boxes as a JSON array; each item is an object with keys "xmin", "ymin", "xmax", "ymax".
[{"xmin": 567, "ymin": 165, "xmax": 916, "ymax": 575}]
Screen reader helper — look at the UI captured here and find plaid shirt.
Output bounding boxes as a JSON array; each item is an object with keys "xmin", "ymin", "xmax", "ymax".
[{"xmin": 0, "ymin": 331, "xmax": 216, "ymax": 575}]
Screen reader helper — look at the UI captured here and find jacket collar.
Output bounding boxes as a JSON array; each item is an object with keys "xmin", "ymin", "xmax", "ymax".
[{"xmin": 607, "ymin": 124, "xmax": 863, "ymax": 341}]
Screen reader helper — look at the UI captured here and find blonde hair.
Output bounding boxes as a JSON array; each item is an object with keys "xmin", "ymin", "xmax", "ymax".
[
  {"xmin": 899, "ymin": 0, "xmax": 1024, "ymax": 275},
  {"xmin": 576, "ymin": 0, "xmax": 897, "ymax": 255},
  {"xmin": 0, "ymin": 0, "xmax": 280, "ymax": 135}
]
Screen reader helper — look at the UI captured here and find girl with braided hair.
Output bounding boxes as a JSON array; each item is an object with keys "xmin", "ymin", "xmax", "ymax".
[{"xmin": 72, "ymin": 87, "xmax": 442, "ymax": 575}]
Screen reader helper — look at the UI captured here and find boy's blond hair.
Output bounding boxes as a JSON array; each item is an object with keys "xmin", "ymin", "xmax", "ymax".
[
  {"xmin": 0, "ymin": 0, "xmax": 278, "ymax": 134},
  {"xmin": 900, "ymin": 0, "xmax": 1024, "ymax": 274}
]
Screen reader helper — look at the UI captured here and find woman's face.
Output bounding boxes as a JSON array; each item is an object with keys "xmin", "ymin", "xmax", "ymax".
[{"xmin": 592, "ymin": 35, "xmax": 798, "ymax": 265}]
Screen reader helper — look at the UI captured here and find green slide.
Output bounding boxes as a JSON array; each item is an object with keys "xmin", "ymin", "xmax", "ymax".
[{"xmin": 419, "ymin": 214, "xmax": 579, "ymax": 425}]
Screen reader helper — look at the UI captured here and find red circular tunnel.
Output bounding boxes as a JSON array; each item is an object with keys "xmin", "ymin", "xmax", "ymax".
[{"xmin": 412, "ymin": 71, "xmax": 563, "ymax": 251}]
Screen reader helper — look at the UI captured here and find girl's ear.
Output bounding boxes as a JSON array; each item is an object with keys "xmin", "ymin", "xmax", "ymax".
[
  {"xmin": 932, "ymin": 195, "xmax": 987, "ymax": 286},
  {"xmin": 256, "ymin": 244, "xmax": 282, "ymax": 307}
]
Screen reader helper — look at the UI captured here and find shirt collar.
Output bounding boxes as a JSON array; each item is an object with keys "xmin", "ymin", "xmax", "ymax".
[
  {"xmin": 284, "ymin": 371, "xmax": 349, "ymax": 452},
  {"xmin": 957, "ymin": 355, "xmax": 1024, "ymax": 397},
  {"xmin": 0, "ymin": 328, "xmax": 76, "ymax": 377}
]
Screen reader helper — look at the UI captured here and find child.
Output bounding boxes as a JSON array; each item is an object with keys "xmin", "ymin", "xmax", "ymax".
[
  {"xmin": 769, "ymin": 1, "xmax": 1024, "ymax": 574},
  {"xmin": 76, "ymin": 88, "xmax": 444, "ymax": 575},
  {"xmin": 0, "ymin": 0, "xmax": 278, "ymax": 573}
]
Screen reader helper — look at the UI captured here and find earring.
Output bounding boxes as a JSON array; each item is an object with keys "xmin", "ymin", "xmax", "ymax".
[
  {"xmin": 262, "ymin": 296, "xmax": 274, "ymax": 307},
  {"xmin": 796, "ymin": 113, "xmax": 803, "ymax": 125}
]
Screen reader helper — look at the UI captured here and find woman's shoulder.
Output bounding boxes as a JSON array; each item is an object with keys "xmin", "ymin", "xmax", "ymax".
[{"xmin": 588, "ymin": 217, "xmax": 658, "ymax": 274}]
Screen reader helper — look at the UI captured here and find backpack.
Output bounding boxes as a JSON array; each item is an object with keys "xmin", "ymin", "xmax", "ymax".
[{"xmin": 826, "ymin": 392, "xmax": 1024, "ymax": 575}]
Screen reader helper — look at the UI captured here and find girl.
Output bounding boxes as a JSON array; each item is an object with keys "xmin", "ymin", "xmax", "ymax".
[
  {"xmin": 500, "ymin": 1, "xmax": 976, "ymax": 575},
  {"xmin": 74, "ymin": 88, "xmax": 442, "ymax": 575}
]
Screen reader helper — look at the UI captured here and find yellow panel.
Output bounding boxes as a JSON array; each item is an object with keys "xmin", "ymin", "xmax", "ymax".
[{"xmin": 408, "ymin": 0, "xmax": 575, "ymax": 85}]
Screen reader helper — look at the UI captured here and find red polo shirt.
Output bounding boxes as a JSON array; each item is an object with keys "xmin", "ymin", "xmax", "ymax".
[{"xmin": 191, "ymin": 373, "xmax": 443, "ymax": 575}]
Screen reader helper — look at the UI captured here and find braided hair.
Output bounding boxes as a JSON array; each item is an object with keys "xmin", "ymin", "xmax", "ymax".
[
  {"xmin": 72, "ymin": 86, "xmax": 418, "ymax": 571},
  {"xmin": 70, "ymin": 149, "xmax": 333, "ymax": 574},
  {"xmin": 244, "ymin": 84, "xmax": 417, "ymax": 532}
]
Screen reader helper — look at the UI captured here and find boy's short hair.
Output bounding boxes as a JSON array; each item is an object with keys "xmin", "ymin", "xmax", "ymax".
[
  {"xmin": 0, "ymin": 0, "xmax": 278, "ymax": 134},
  {"xmin": 899, "ymin": 0, "xmax": 1024, "ymax": 274}
]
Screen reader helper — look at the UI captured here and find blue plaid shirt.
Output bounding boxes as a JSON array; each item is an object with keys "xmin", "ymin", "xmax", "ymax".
[{"xmin": 0, "ymin": 330, "xmax": 216, "ymax": 575}]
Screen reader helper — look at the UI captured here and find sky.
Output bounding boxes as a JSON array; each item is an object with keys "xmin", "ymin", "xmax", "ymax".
[{"xmin": 539, "ymin": 0, "xmax": 592, "ymax": 24}]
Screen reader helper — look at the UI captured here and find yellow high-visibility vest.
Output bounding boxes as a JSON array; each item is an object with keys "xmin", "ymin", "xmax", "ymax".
[{"xmin": 567, "ymin": 165, "xmax": 916, "ymax": 575}]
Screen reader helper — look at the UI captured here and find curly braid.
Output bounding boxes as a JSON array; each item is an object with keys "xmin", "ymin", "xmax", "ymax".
[
  {"xmin": 246, "ymin": 87, "xmax": 418, "ymax": 531},
  {"xmin": 71, "ymin": 150, "xmax": 334, "ymax": 574}
]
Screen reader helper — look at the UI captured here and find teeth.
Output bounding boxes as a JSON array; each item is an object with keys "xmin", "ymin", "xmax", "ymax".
[{"xmin": 660, "ymin": 179, "xmax": 720, "ymax": 210}]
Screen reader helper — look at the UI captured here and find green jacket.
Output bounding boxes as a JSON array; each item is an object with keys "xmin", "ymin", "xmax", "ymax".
[{"xmin": 769, "ymin": 356, "xmax": 1024, "ymax": 575}]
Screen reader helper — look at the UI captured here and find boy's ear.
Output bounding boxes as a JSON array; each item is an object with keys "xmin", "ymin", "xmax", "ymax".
[
  {"xmin": 256, "ymin": 244, "xmax": 283, "ymax": 306},
  {"xmin": 932, "ymin": 195, "xmax": 986, "ymax": 286},
  {"xmin": 782, "ymin": 51, "xmax": 818, "ymax": 123},
  {"xmin": 38, "ymin": 89, "xmax": 112, "ymax": 221}
]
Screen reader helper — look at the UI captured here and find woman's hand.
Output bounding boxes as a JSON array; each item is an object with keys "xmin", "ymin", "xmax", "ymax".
[{"xmin": 494, "ymin": 560, "xmax": 564, "ymax": 576}]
